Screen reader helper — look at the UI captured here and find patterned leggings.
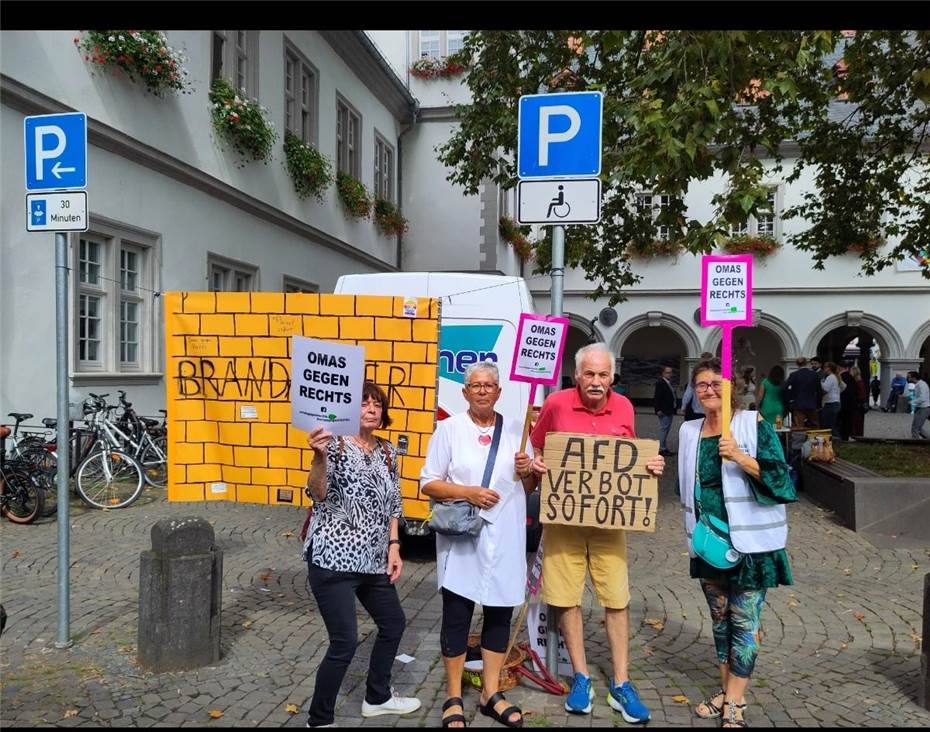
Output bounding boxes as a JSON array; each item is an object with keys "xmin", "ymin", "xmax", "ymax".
[{"xmin": 699, "ymin": 579, "xmax": 767, "ymax": 678}]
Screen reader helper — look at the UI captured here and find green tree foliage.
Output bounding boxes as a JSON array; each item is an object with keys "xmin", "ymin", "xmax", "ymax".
[{"xmin": 437, "ymin": 31, "xmax": 930, "ymax": 303}]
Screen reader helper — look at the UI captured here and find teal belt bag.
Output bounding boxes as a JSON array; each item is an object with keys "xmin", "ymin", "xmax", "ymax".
[{"xmin": 690, "ymin": 432, "xmax": 743, "ymax": 570}]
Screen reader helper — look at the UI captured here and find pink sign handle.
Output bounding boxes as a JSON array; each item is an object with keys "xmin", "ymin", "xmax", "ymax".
[{"xmin": 721, "ymin": 326, "xmax": 733, "ymax": 379}]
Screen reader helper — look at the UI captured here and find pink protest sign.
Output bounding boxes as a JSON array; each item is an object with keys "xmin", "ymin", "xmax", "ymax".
[
  {"xmin": 510, "ymin": 313, "xmax": 570, "ymax": 387},
  {"xmin": 700, "ymin": 254, "xmax": 753, "ymax": 328}
]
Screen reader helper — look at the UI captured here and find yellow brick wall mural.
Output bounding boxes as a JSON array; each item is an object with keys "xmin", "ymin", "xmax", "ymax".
[{"xmin": 164, "ymin": 292, "xmax": 440, "ymax": 520}]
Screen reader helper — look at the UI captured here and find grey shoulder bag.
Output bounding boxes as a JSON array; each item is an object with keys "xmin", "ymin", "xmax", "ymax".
[{"xmin": 428, "ymin": 413, "xmax": 503, "ymax": 537}]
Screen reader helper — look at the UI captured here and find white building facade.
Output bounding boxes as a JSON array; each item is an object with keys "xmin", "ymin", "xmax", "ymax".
[
  {"xmin": 1, "ymin": 30, "xmax": 416, "ymax": 418},
  {"xmin": 368, "ymin": 30, "xmax": 930, "ymax": 406}
]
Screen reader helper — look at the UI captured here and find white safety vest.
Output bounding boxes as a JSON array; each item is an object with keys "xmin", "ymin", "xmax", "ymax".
[{"xmin": 678, "ymin": 410, "xmax": 788, "ymax": 555}]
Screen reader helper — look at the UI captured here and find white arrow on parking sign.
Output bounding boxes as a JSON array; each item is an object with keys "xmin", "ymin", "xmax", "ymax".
[{"xmin": 51, "ymin": 161, "xmax": 76, "ymax": 179}]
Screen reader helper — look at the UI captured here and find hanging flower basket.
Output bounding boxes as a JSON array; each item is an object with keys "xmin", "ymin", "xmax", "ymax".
[
  {"xmin": 722, "ymin": 235, "xmax": 780, "ymax": 257},
  {"xmin": 409, "ymin": 56, "xmax": 468, "ymax": 80},
  {"xmin": 374, "ymin": 198, "xmax": 409, "ymax": 236},
  {"xmin": 628, "ymin": 238, "xmax": 684, "ymax": 258},
  {"xmin": 336, "ymin": 172, "xmax": 372, "ymax": 219},
  {"xmin": 209, "ymin": 78, "xmax": 277, "ymax": 164},
  {"xmin": 75, "ymin": 31, "xmax": 192, "ymax": 96},
  {"xmin": 283, "ymin": 132, "xmax": 333, "ymax": 203},
  {"xmin": 499, "ymin": 217, "xmax": 534, "ymax": 261}
]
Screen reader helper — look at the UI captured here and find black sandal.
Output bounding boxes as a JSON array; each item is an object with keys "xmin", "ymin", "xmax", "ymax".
[
  {"xmin": 721, "ymin": 700, "xmax": 747, "ymax": 728},
  {"xmin": 694, "ymin": 688, "xmax": 725, "ymax": 719},
  {"xmin": 479, "ymin": 690, "xmax": 523, "ymax": 728},
  {"xmin": 442, "ymin": 696, "xmax": 467, "ymax": 728}
]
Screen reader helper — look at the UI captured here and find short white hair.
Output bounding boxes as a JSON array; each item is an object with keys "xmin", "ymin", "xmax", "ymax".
[
  {"xmin": 464, "ymin": 361, "xmax": 500, "ymax": 385},
  {"xmin": 574, "ymin": 343, "xmax": 615, "ymax": 378}
]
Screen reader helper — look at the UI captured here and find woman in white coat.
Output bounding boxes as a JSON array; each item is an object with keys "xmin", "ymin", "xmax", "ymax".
[{"xmin": 421, "ymin": 362, "xmax": 537, "ymax": 728}]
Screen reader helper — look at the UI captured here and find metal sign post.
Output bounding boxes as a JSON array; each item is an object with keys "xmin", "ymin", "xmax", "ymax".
[
  {"xmin": 518, "ymin": 91, "xmax": 603, "ymax": 678},
  {"xmin": 25, "ymin": 111, "xmax": 88, "ymax": 649}
]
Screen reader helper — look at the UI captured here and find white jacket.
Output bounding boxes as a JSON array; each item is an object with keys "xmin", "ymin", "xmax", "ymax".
[{"xmin": 678, "ymin": 410, "xmax": 788, "ymax": 555}]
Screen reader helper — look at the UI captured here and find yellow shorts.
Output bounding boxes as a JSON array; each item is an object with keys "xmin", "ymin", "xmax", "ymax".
[{"xmin": 540, "ymin": 523, "xmax": 630, "ymax": 609}]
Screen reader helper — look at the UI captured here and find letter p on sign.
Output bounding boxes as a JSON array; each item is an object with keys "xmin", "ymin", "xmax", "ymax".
[{"xmin": 518, "ymin": 92, "xmax": 602, "ymax": 179}]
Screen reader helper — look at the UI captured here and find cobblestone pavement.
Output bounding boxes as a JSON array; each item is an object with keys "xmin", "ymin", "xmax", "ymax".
[{"xmin": 2, "ymin": 409, "xmax": 928, "ymax": 727}]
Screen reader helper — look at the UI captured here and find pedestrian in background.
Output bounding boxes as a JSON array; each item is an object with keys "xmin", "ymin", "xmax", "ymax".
[
  {"xmin": 303, "ymin": 383, "xmax": 420, "ymax": 728},
  {"xmin": 421, "ymin": 362, "xmax": 537, "ymax": 728},
  {"xmin": 653, "ymin": 365, "xmax": 678, "ymax": 456},
  {"xmin": 907, "ymin": 371, "xmax": 930, "ymax": 439},
  {"xmin": 869, "ymin": 376, "xmax": 881, "ymax": 408},
  {"xmin": 678, "ymin": 358, "xmax": 797, "ymax": 729},
  {"xmin": 784, "ymin": 357, "xmax": 820, "ymax": 429},
  {"xmin": 850, "ymin": 366, "xmax": 868, "ymax": 438},
  {"xmin": 755, "ymin": 364, "xmax": 785, "ymax": 427},
  {"xmin": 525, "ymin": 343, "xmax": 665, "ymax": 723},
  {"xmin": 838, "ymin": 363, "xmax": 858, "ymax": 441},
  {"xmin": 819, "ymin": 362, "xmax": 842, "ymax": 437}
]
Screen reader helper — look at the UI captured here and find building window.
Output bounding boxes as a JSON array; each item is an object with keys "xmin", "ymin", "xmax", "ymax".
[
  {"xmin": 284, "ymin": 40, "xmax": 319, "ymax": 147},
  {"xmin": 73, "ymin": 223, "xmax": 159, "ymax": 375},
  {"xmin": 207, "ymin": 254, "xmax": 258, "ymax": 292},
  {"xmin": 730, "ymin": 187, "xmax": 779, "ymax": 239},
  {"xmin": 637, "ymin": 193, "xmax": 674, "ymax": 240},
  {"xmin": 336, "ymin": 96, "xmax": 361, "ymax": 177},
  {"xmin": 211, "ymin": 30, "xmax": 259, "ymax": 95},
  {"xmin": 283, "ymin": 275, "xmax": 319, "ymax": 293},
  {"xmin": 447, "ymin": 31, "xmax": 467, "ymax": 55},
  {"xmin": 373, "ymin": 134, "xmax": 394, "ymax": 201},
  {"xmin": 420, "ymin": 30, "xmax": 441, "ymax": 59}
]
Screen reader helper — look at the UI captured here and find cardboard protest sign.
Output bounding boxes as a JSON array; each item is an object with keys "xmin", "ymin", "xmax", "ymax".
[
  {"xmin": 510, "ymin": 313, "xmax": 569, "ymax": 386},
  {"xmin": 700, "ymin": 254, "xmax": 753, "ymax": 327},
  {"xmin": 291, "ymin": 336, "xmax": 365, "ymax": 435},
  {"xmin": 541, "ymin": 432, "xmax": 659, "ymax": 532}
]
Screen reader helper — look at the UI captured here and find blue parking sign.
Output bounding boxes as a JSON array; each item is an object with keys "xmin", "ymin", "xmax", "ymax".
[
  {"xmin": 518, "ymin": 92, "xmax": 602, "ymax": 179},
  {"xmin": 24, "ymin": 112, "xmax": 87, "ymax": 191}
]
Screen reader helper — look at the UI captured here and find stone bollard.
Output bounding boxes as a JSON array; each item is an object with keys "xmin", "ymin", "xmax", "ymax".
[
  {"xmin": 138, "ymin": 517, "xmax": 223, "ymax": 672},
  {"xmin": 923, "ymin": 573, "xmax": 930, "ymax": 711}
]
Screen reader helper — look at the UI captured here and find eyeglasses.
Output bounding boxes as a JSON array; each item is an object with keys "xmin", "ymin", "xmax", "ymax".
[
  {"xmin": 694, "ymin": 381, "xmax": 723, "ymax": 393},
  {"xmin": 465, "ymin": 382, "xmax": 499, "ymax": 393}
]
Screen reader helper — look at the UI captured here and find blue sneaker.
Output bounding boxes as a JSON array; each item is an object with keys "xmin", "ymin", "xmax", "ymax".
[
  {"xmin": 608, "ymin": 679, "xmax": 650, "ymax": 723},
  {"xmin": 565, "ymin": 672, "xmax": 594, "ymax": 714}
]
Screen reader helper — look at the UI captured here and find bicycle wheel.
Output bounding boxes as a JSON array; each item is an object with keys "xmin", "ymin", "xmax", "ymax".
[
  {"xmin": 140, "ymin": 435, "xmax": 168, "ymax": 488},
  {"xmin": 18, "ymin": 443, "xmax": 58, "ymax": 516},
  {"xmin": 75, "ymin": 448, "xmax": 144, "ymax": 509},
  {"xmin": 0, "ymin": 469, "xmax": 45, "ymax": 524}
]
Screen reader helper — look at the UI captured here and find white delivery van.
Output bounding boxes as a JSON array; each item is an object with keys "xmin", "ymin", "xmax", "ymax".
[{"xmin": 334, "ymin": 272, "xmax": 544, "ymax": 545}]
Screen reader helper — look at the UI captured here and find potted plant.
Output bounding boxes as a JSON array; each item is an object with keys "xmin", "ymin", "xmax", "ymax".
[
  {"xmin": 283, "ymin": 132, "xmax": 333, "ymax": 203},
  {"xmin": 75, "ymin": 31, "xmax": 192, "ymax": 96},
  {"xmin": 628, "ymin": 238, "xmax": 684, "ymax": 258},
  {"xmin": 208, "ymin": 78, "xmax": 277, "ymax": 164},
  {"xmin": 336, "ymin": 171, "xmax": 372, "ymax": 219},
  {"xmin": 498, "ymin": 216, "xmax": 534, "ymax": 261},
  {"xmin": 374, "ymin": 198, "xmax": 409, "ymax": 236},
  {"xmin": 722, "ymin": 235, "xmax": 780, "ymax": 257},
  {"xmin": 409, "ymin": 55, "xmax": 468, "ymax": 80}
]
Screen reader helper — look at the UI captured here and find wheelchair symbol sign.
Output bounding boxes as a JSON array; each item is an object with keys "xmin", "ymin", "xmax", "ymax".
[{"xmin": 517, "ymin": 178, "xmax": 601, "ymax": 225}]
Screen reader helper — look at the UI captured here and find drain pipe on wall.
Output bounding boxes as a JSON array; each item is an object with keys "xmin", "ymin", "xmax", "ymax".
[{"xmin": 396, "ymin": 105, "xmax": 419, "ymax": 270}]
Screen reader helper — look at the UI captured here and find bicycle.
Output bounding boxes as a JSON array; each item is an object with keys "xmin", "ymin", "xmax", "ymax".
[
  {"xmin": 0, "ymin": 425, "xmax": 45, "ymax": 524},
  {"xmin": 74, "ymin": 395, "xmax": 145, "ymax": 509},
  {"xmin": 112, "ymin": 391, "xmax": 167, "ymax": 488},
  {"xmin": 4, "ymin": 412, "xmax": 58, "ymax": 516}
]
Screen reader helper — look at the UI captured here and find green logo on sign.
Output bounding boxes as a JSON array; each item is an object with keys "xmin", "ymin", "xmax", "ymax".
[{"xmin": 327, "ymin": 413, "xmax": 337, "ymax": 422}]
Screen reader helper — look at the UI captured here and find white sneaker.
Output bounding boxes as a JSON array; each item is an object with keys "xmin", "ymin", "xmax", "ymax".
[
  {"xmin": 305, "ymin": 723, "xmax": 337, "ymax": 728},
  {"xmin": 360, "ymin": 688, "xmax": 422, "ymax": 717}
]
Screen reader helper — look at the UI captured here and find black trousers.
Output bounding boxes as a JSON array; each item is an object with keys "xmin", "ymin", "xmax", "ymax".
[
  {"xmin": 440, "ymin": 587, "xmax": 514, "ymax": 657},
  {"xmin": 307, "ymin": 562, "xmax": 405, "ymax": 727}
]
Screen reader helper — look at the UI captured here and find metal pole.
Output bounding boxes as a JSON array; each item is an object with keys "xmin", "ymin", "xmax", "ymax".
[
  {"xmin": 546, "ymin": 224, "xmax": 565, "ymax": 675},
  {"xmin": 55, "ymin": 232, "xmax": 72, "ymax": 649}
]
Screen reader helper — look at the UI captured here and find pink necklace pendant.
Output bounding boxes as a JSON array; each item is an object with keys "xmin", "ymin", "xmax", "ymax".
[{"xmin": 478, "ymin": 434, "xmax": 492, "ymax": 446}]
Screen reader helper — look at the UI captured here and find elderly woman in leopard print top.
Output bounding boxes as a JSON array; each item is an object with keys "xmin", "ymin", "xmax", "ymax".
[{"xmin": 302, "ymin": 382, "xmax": 421, "ymax": 728}]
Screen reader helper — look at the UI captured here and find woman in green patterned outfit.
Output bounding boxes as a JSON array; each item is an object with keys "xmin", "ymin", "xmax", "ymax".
[{"xmin": 678, "ymin": 359, "xmax": 797, "ymax": 728}]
